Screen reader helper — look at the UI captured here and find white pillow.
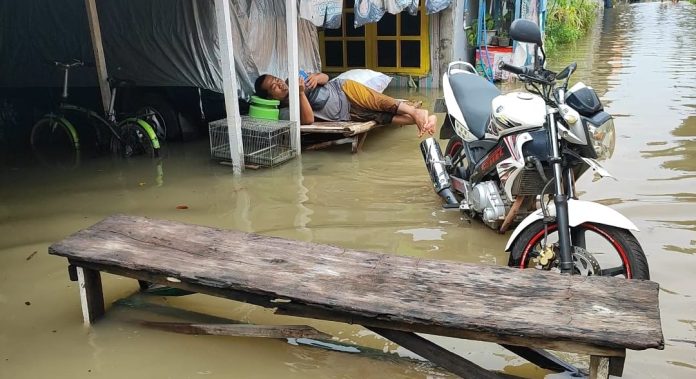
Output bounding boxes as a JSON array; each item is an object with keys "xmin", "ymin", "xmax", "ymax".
[{"xmin": 334, "ymin": 69, "xmax": 392, "ymax": 93}]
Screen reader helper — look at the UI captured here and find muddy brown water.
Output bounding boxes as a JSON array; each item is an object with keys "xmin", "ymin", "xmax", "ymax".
[{"xmin": 1, "ymin": 3, "xmax": 695, "ymax": 378}]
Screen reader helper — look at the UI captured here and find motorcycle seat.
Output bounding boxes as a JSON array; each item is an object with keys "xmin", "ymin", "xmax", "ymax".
[{"xmin": 449, "ymin": 73, "xmax": 500, "ymax": 139}]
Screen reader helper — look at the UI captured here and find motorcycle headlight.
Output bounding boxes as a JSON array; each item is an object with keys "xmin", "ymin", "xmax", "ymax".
[{"xmin": 587, "ymin": 118, "xmax": 615, "ymax": 160}]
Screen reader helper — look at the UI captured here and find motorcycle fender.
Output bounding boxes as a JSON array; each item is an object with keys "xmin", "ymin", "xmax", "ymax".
[
  {"xmin": 504, "ymin": 199, "xmax": 639, "ymax": 251},
  {"xmin": 439, "ymin": 115, "xmax": 455, "ymax": 140}
]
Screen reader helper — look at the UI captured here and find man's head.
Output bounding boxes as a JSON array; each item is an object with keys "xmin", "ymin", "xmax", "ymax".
[{"xmin": 254, "ymin": 74, "xmax": 288, "ymax": 101}]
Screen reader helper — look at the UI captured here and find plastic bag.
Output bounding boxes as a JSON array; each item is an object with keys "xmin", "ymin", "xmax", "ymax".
[{"xmin": 334, "ymin": 69, "xmax": 392, "ymax": 93}]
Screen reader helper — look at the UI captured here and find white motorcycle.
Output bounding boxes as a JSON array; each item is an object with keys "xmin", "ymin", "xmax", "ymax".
[{"xmin": 420, "ymin": 19, "xmax": 649, "ymax": 278}]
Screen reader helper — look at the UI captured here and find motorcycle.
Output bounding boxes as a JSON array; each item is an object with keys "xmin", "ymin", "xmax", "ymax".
[{"xmin": 420, "ymin": 19, "xmax": 649, "ymax": 279}]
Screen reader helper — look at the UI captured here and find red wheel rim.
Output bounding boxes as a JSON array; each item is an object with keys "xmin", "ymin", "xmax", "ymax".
[
  {"xmin": 447, "ymin": 141, "xmax": 463, "ymax": 157},
  {"xmin": 518, "ymin": 223, "xmax": 632, "ymax": 278}
]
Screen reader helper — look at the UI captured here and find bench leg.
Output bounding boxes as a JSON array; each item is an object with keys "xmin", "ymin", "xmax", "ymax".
[
  {"xmin": 352, "ymin": 133, "xmax": 368, "ymax": 153},
  {"xmin": 76, "ymin": 267, "xmax": 105, "ymax": 325},
  {"xmin": 609, "ymin": 356, "xmax": 626, "ymax": 377},
  {"xmin": 351, "ymin": 135, "xmax": 359, "ymax": 153},
  {"xmin": 590, "ymin": 356, "xmax": 610, "ymax": 379}
]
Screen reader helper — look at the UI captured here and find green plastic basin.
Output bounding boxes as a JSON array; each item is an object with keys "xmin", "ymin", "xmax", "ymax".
[
  {"xmin": 249, "ymin": 104, "xmax": 279, "ymax": 120},
  {"xmin": 251, "ymin": 95, "xmax": 280, "ymax": 108}
]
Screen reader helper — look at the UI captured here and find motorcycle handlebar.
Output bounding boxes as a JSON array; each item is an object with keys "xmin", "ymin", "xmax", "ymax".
[
  {"xmin": 53, "ymin": 60, "xmax": 84, "ymax": 69},
  {"xmin": 498, "ymin": 62, "xmax": 530, "ymax": 76}
]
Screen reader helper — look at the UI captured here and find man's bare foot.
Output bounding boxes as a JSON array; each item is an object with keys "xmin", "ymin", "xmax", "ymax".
[
  {"xmin": 413, "ymin": 109, "xmax": 429, "ymax": 128},
  {"xmin": 417, "ymin": 114, "xmax": 437, "ymax": 137},
  {"xmin": 426, "ymin": 115, "xmax": 437, "ymax": 134}
]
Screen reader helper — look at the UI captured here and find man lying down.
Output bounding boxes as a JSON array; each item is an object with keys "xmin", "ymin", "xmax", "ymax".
[{"xmin": 254, "ymin": 72, "xmax": 436, "ymax": 137}]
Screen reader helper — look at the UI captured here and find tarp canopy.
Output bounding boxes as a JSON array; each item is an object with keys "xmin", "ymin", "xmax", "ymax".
[
  {"xmin": 0, "ymin": 0, "xmax": 453, "ymax": 96},
  {"xmin": 0, "ymin": 0, "xmax": 322, "ymax": 97}
]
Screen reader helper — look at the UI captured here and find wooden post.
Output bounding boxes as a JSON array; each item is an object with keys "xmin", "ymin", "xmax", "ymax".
[
  {"xmin": 589, "ymin": 356, "xmax": 610, "ymax": 379},
  {"xmin": 214, "ymin": 0, "xmax": 245, "ymax": 174},
  {"xmin": 429, "ymin": 12, "xmax": 440, "ymax": 88},
  {"xmin": 285, "ymin": 0, "xmax": 301, "ymax": 156},
  {"xmin": 76, "ymin": 266, "xmax": 104, "ymax": 325},
  {"xmin": 451, "ymin": 0, "xmax": 467, "ymax": 61},
  {"xmin": 84, "ymin": 0, "xmax": 111, "ymax": 115}
]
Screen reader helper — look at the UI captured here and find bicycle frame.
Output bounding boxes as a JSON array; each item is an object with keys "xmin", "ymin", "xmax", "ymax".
[
  {"xmin": 35, "ymin": 60, "xmax": 161, "ymax": 157},
  {"xmin": 59, "ymin": 103, "xmax": 121, "ymax": 142}
]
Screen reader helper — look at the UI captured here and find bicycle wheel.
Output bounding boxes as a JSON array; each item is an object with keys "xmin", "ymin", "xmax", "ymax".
[
  {"xmin": 30, "ymin": 116, "xmax": 80, "ymax": 166},
  {"xmin": 137, "ymin": 106, "xmax": 167, "ymax": 141},
  {"xmin": 119, "ymin": 120, "xmax": 160, "ymax": 158}
]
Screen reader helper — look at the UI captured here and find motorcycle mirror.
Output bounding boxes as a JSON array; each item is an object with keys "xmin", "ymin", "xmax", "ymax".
[
  {"xmin": 557, "ymin": 62, "xmax": 577, "ymax": 80},
  {"xmin": 509, "ymin": 19, "xmax": 543, "ymax": 46}
]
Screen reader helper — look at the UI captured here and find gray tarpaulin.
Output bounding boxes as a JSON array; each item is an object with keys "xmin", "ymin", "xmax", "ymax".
[{"xmin": 0, "ymin": 0, "xmax": 321, "ymax": 98}]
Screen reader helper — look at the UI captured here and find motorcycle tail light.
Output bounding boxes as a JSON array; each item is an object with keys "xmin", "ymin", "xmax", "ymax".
[{"xmin": 587, "ymin": 118, "xmax": 615, "ymax": 160}]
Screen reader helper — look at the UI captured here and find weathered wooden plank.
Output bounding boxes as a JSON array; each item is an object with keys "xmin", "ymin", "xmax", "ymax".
[
  {"xmin": 76, "ymin": 266, "xmax": 104, "ymax": 325},
  {"xmin": 346, "ymin": 121, "xmax": 380, "ymax": 136},
  {"xmin": 141, "ymin": 322, "xmax": 331, "ymax": 339},
  {"xmin": 300, "ymin": 121, "xmax": 378, "ymax": 136},
  {"xmin": 49, "ymin": 215, "xmax": 664, "ymax": 352},
  {"xmin": 367, "ymin": 327, "xmax": 501, "ymax": 379}
]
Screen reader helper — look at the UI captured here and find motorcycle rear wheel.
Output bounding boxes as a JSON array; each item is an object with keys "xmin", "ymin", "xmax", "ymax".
[
  {"xmin": 445, "ymin": 136, "xmax": 464, "ymax": 158},
  {"xmin": 445, "ymin": 136, "xmax": 471, "ymax": 179},
  {"xmin": 508, "ymin": 221, "xmax": 650, "ymax": 280}
]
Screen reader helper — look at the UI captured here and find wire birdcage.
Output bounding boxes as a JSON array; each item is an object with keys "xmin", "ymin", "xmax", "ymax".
[{"xmin": 209, "ymin": 116, "xmax": 296, "ymax": 167}]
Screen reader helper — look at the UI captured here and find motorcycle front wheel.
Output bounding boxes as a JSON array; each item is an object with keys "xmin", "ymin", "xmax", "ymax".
[{"xmin": 508, "ymin": 221, "xmax": 650, "ymax": 279}]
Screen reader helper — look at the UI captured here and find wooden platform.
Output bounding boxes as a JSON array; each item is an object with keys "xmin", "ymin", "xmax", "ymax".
[
  {"xmin": 49, "ymin": 215, "xmax": 664, "ymax": 378},
  {"xmin": 300, "ymin": 121, "xmax": 380, "ymax": 153}
]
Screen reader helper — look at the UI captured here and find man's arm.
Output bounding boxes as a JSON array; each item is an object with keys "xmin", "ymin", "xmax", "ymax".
[
  {"xmin": 298, "ymin": 78, "xmax": 314, "ymax": 125},
  {"xmin": 305, "ymin": 72, "xmax": 329, "ymax": 89}
]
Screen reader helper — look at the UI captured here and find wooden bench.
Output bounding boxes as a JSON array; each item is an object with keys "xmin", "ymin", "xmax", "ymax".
[
  {"xmin": 49, "ymin": 215, "xmax": 664, "ymax": 378},
  {"xmin": 301, "ymin": 121, "xmax": 380, "ymax": 153}
]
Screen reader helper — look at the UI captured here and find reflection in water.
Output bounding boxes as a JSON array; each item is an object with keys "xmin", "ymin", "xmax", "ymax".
[
  {"xmin": 643, "ymin": 116, "xmax": 696, "ymax": 176},
  {"xmin": 396, "ymin": 228, "xmax": 446, "ymax": 241},
  {"xmin": 1, "ymin": 3, "xmax": 695, "ymax": 379}
]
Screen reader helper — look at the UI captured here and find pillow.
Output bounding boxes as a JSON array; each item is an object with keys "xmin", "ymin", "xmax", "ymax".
[{"xmin": 334, "ymin": 69, "xmax": 392, "ymax": 93}]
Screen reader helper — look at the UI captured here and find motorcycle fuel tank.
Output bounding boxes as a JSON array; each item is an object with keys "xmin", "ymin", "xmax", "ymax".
[{"xmin": 489, "ymin": 92, "xmax": 546, "ymax": 136}]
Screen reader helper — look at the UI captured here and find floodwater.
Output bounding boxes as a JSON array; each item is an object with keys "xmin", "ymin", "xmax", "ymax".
[{"xmin": 1, "ymin": 2, "xmax": 695, "ymax": 378}]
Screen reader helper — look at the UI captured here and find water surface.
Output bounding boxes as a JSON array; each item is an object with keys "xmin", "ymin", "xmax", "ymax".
[{"xmin": 1, "ymin": 3, "xmax": 695, "ymax": 378}]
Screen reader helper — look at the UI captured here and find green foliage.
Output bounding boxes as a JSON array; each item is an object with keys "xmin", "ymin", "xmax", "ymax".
[
  {"xmin": 485, "ymin": 14, "xmax": 495, "ymax": 31},
  {"xmin": 467, "ymin": 22, "xmax": 478, "ymax": 46},
  {"xmin": 545, "ymin": 0, "xmax": 599, "ymax": 53}
]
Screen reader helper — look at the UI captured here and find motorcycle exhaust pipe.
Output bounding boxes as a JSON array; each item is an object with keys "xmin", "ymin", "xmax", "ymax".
[{"xmin": 420, "ymin": 137, "xmax": 458, "ymax": 205}]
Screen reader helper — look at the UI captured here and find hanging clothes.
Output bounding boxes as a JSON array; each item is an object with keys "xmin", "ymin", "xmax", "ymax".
[
  {"xmin": 354, "ymin": 0, "xmax": 386, "ymax": 27},
  {"xmin": 425, "ymin": 0, "xmax": 453, "ymax": 15},
  {"xmin": 354, "ymin": 0, "xmax": 419, "ymax": 28},
  {"xmin": 299, "ymin": 0, "xmax": 343, "ymax": 29}
]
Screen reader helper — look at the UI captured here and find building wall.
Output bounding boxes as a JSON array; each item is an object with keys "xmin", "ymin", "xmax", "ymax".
[{"xmin": 387, "ymin": 0, "xmax": 476, "ymax": 89}]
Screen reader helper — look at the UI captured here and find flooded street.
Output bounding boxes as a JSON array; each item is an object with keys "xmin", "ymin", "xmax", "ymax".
[{"xmin": 1, "ymin": 2, "xmax": 695, "ymax": 378}]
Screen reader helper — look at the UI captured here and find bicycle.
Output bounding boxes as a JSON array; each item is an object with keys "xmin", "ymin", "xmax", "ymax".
[{"xmin": 30, "ymin": 60, "xmax": 164, "ymax": 164}]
